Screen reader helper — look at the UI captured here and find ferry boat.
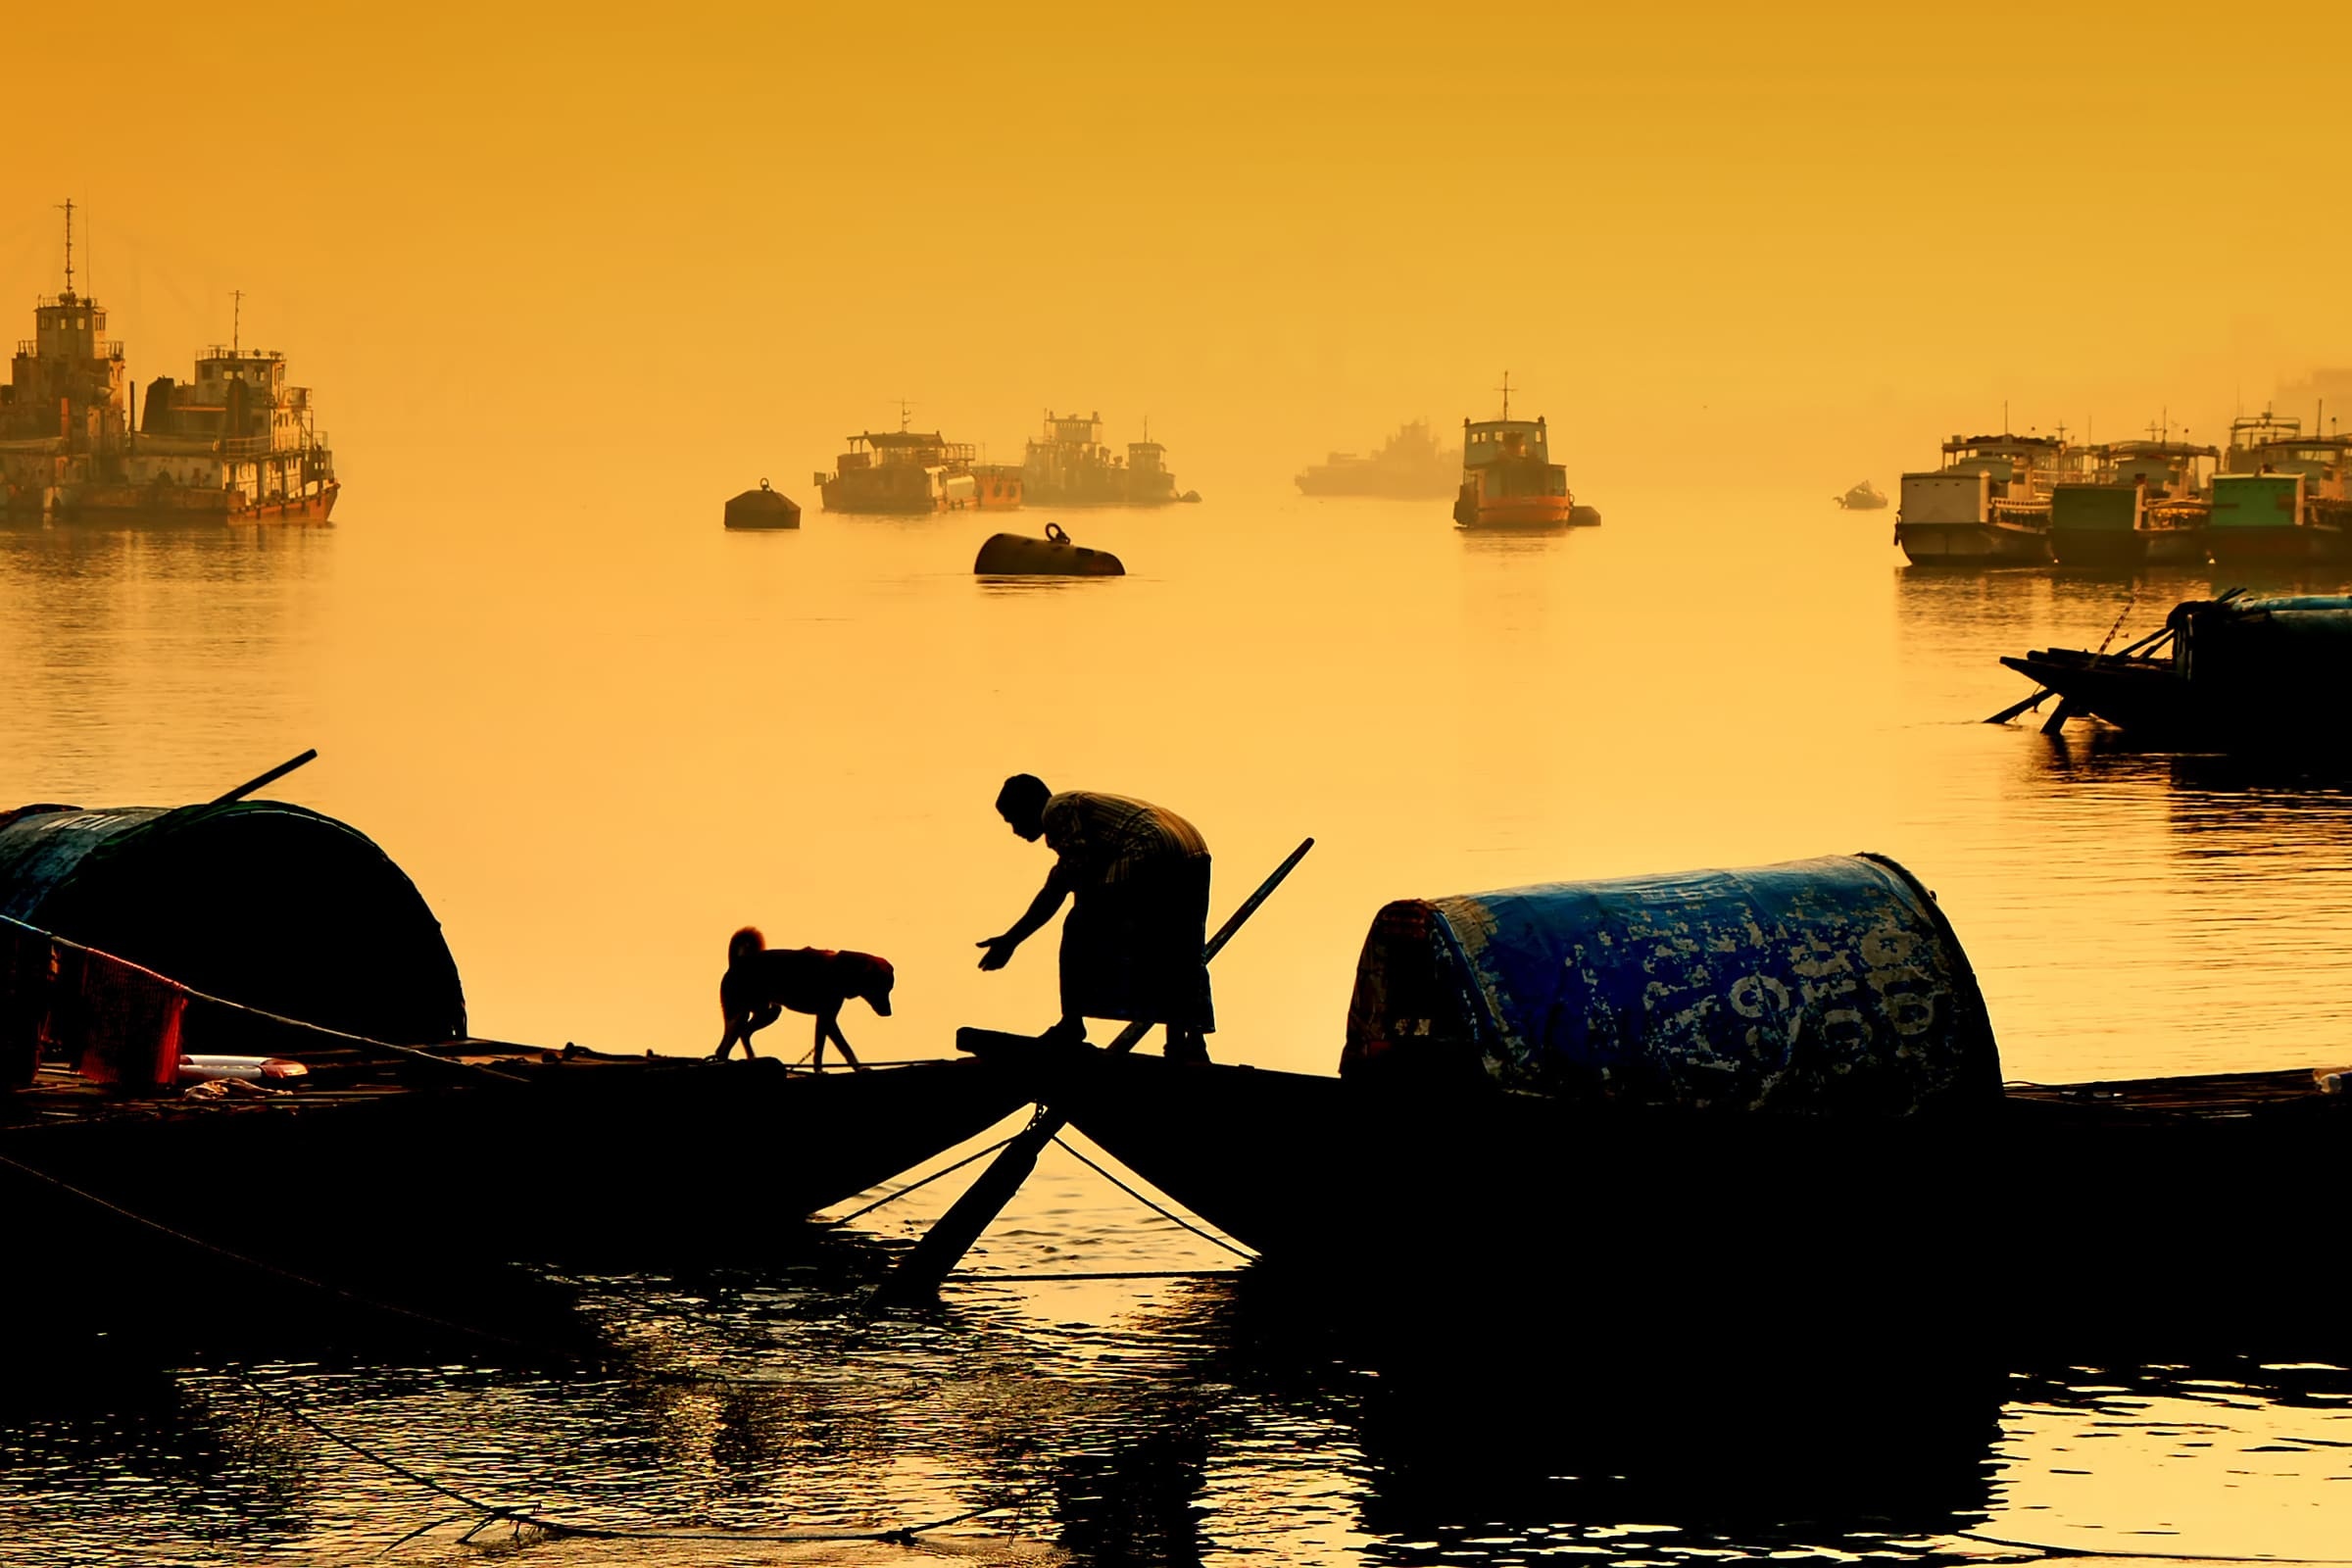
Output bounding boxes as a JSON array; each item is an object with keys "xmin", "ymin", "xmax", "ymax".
[
  {"xmin": 1022, "ymin": 410, "xmax": 1182, "ymax": 508},
  {"xmin": 0, "ymin": 207, "xmax": 336, "ymax": 524},
  {"xmin": 816, "ymin": 427, "xmax": 979, "ymax": 514},
  {"xmin": 1893, "ymin": 432, "xmax": 2079, "ymax": 564},
  {"xmin": 2206, "ymin": 412, "xmax": 2352, "ymax": 567},
  {"xmin": 1297, "ymin": 418, "xmax": 1460, "ymax": 499},
  {"xmin": 1451, "ymin": 380, "xmax": 1583, "ymax": 529},
  {"xmin": 2049, "ymin": 435, "xmax": 2218, "ymax": 569}
]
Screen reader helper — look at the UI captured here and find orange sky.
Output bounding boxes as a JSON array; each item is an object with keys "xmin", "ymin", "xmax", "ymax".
[{"xmin": 14, "ymin": 2, "xmax": 2351, "ymax": 512}]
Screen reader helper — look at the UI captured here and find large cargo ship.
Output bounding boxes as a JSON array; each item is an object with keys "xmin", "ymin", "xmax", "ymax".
[
  {"xmin": 2206, "ymin": 411, "xmax": 2351, "ymax": 567},
  {"xmin": 0, "ymin": 208, "xmax": 338, "ymax": 524},
  {"xmin": 1451, "ymin": 380, "xmax": 1584, "ymax": 529},
  {"xmin": 1296, "ymin": 418, "xmax": 1460, "ymax": 498},
  {"xmin": 1022, "ymin": 411, "xmax": 1183, "ymax": 507},
  {"xmin": 815, "ymin": 427, "xmax": 1021, "ymax": 513},
  {"xmin": 1893, "ymin": 432, "xmax": 2080, "ymax": 564},
  {"xmin": 2049, "ymin": 435, "xmax": 2218, "ymax": 569}
]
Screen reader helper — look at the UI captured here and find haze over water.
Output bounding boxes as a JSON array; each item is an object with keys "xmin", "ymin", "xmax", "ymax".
[{"xmin": 9, "ymin": 488, "xmax": 2352, "ymax": 1564}]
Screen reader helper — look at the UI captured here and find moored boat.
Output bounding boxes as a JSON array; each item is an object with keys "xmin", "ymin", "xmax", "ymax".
[
  {"xmin": 0, "ymin": 206, "xmax": 338, "ymax": 525},
  {"xmin": 964, "ymin": 854, "xmax": 2351, "ymax": 1337},
  {"xmin": 1894, "ymin": 431, "xmax": 2080, "ymax": 564},
  {"xmin": 1022, "ymin": 411, "xmax": 1181, "ymax": 508},
  {"xmin": 1834, "ymin": 478, "xmax": 1887, "ymax": 511},
  {"xmin": 1451, "ymin": 378, "xmax": 1584, "ymax": 530},
  {"xmin": 1297, "ymin": 418, "xmax": 1461, "ymax": 499},
  {"xmin": 2206, "ymin": 413, "xmax": 2352, "ymax": 567},
  {"xmin": 816, "ymin": 427, "xmax": 978, "ymax": 514},
  {"xmin": 2049, "ymin": 436, "xmax": 2218, "ymax": 568},
  {"xmin": 1, "ymin": 792, "xmax": 1026, "ymax": 1309},
  {"xmin": 1999, "ymin": 593, "xmax": 2352, "ymax": 747}
]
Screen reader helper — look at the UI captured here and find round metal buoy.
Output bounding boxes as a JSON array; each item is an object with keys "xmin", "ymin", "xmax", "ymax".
[
  {"xmin": 973, "ymin": 521, "xmax": 1125, "ymax": 576},
  {"xmin": 724, "ymin": 478, "xmax": 802, "ymax": 530}
]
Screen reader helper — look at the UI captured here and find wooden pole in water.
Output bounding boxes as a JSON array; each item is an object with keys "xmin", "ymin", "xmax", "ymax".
[
  {"xmin": 210, "ymin": 748, "xmax": 318, "ymax": 806},
  {"xmin": 871, "ymin": 836, "xmax": 1314, "ymax": 1305}
]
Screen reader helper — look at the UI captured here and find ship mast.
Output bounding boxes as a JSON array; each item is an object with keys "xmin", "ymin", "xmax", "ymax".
[
  {"xmin": 56, "ymin": 198, "xmax": 75, "ymax": 296},
  {"xmin": 1496, "ymin": 370, "xmax": 1511, "ymax": 420},
  {"xmin": 232, "ymin": 289, "xmax": 244, "ymax": 356}
]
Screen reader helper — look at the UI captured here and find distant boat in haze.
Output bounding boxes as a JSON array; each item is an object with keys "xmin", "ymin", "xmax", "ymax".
[{"xmin": 1296, "ymin": 418, "xmax": 1460, "ymax": 499}]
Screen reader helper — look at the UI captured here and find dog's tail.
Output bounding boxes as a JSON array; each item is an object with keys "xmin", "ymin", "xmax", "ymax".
[{"xmin": 728, "ymin": 925, "xmax": 765, "ymax": 967}]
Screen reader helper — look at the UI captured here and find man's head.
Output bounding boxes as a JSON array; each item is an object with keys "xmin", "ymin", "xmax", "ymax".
[{"xmin": 996, "ymin": 773, "xmax": 1051, "ymax": 841}]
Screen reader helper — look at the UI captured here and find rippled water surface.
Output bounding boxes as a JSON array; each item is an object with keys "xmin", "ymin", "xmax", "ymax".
[{"xmin": 5, "ymin": 489, "xmax": 2350, "ymax": 1563}]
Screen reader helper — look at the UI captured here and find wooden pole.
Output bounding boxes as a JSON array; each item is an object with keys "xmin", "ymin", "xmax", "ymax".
[
  {"xmin": 210, "ymin": 749, "xmax": 318, "ymax": 807},
  {"xmin": 870, "ymin": 837, "xmax": 1313, "ymax": 1304}
]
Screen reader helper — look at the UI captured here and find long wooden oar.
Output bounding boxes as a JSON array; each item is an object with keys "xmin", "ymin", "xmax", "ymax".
[{"xmin": 870, "ymin": 836, "xmax": 1313, "ymax": 1304}]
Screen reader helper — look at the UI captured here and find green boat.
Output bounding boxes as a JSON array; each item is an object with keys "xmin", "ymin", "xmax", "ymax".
[{"xmin": 2049, "ymin": 436, "xmax": 2218, "ymax": 569}]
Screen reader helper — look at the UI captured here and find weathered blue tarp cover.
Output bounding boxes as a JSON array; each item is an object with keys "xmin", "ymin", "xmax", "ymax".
[
  {"xmin": 1343, "ymin": 854, "xmax": 2001, "ymax": 1116},
  {"xmin": 2177, "ymin": 596, "xmax": 2352, "ymax": 682}
]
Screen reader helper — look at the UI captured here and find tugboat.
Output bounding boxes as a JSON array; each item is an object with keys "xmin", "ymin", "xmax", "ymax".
[
  {"xmin": 1893, "ymin": 430, "xmax": 2081, "ymax": 564},
  {"xmin": 1021, "ymin": 411, "xmax": 1182, "ymax": 508},
  {"xmin": 2206, "ymin": 410, "xmax": 2352, "ymax": 567},
  {"xmin": 816, "ymin": 422, "xmax": 980, "ymax": 514},
  {"xmin": 1451, "ymin": 375, "xmax": 1586, "ymax": 530},
  {"xmin": 2049, "ymin": 432, "xmax": 2219, "ymax": 569},
  {"xmin": 1835, "ymin": 479, "xmax": 1888, "ymax": 511},
  {"xmin": 0, "ymin": 205, "xmax": 338, "ymax": 524},
  {"xmin": 1297, "ymin": 418, "xmax": 1461, "ymax": 498}
]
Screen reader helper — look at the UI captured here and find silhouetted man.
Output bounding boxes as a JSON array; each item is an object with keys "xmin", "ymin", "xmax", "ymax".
[{"xmin": 977, "ymin": 775, "xmax": 1214, "ymax": 1061}]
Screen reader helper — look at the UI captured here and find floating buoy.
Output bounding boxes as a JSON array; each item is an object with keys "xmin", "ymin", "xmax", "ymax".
[
  {"xmin": 974, "ymin": 521, "xmax": 1124, "ymax": 576},
  {"xmin": 1569, "ymin": 504, "xmax": 1602, "ymax": 527},
  {"xmin": 724, "ymin": 478, "xmax": 802, "ymax": 530}
]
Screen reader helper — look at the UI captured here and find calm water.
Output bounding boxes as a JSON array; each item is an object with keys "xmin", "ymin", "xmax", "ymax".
[{"xmin": 5, "ymin": 490, "xmax": 2351, "ymax": 1564}]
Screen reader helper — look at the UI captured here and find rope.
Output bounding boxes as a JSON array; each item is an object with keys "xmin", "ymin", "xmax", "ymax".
[
  {"xmin": 1048, "ymin": 1135, "xmax": 1257, "ymax": 1261},
  {"xmin": 0, "ymin": 1149, "xmax": 815, "ymax": 1391},
  {"xmin": 0, "ymin": 912, "xmax": 530, "ymax": 1085},
  {"xmin": 828, "ymin": 1134, "xmax": 1018, "ymax": 1226},
  {"xmin": 1958, "ymin": 1528, "xmax": 2352, "ymax": 1564},
  {"xmin": 956, "ymin": 1268, "xmax": 1236, "ymax": 1284},
  {"xmin": 234, "ymin": 1370, "xmax": 1046, "ymax": 1546}
]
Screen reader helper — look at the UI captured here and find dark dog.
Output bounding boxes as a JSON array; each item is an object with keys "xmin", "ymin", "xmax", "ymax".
[{"xmin": 715, "ymin": 926, "xmax": 894, "ymax": 1069}]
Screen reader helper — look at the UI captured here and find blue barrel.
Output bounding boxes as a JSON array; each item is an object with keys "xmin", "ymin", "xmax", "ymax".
[
  {"xmin": 0, "ymin": 801, "xmax": 466, "ymax": 1047},
  {"xmin": 1342, "ymin": 854, "xmax": 1999, "ymax": 1116}
]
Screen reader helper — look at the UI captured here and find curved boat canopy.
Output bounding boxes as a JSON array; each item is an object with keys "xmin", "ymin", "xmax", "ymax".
[{"xmin": 1342, "ymin": 854, "xmax": 2000, "ymax": 1117}]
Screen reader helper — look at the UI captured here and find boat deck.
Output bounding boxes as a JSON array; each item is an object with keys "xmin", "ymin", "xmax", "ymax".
[{"xmin": 2003, "ymin": 1064, "xmax": 2342, "ymax": 1122}]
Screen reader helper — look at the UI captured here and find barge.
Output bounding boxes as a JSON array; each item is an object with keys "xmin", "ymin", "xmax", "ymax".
[
  {"xmin": 2049, "ymin": 435, "xmax": 2219, "ymax": 568},
  {"xmin": 2207, "ymin": 412, "xmax": 2352, "ymax": 567}
]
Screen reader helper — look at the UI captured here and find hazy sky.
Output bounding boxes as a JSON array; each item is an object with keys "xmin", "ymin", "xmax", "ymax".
[{"xmin": 14, "ymin": 2, "xmax": 2349, "ymax": 510}]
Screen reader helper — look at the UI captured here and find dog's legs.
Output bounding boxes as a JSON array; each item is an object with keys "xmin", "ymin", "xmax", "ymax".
[
  {"xmin": 826, "ymin": 1015, "xmax": 864, "ymax": 1071},
  {"xmin": 810, "ymin": 1012, "xmax": 830, "ymax": 1070}
]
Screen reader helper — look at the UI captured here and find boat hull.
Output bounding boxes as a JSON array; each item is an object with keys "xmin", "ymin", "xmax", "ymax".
[
  {"xmin": 979, "ymin": 1037, "xmax": 2352, "ymax": 1341},
  {"xmin": 1457, "ymin": 495, "xmax": 1579, "ymax": 529},
  {"xmin": 2049, "ymin": 526, "xmax": 2147, "ymax": 569},
  {"xmin": 1, "ymin": 1054, "xmax": 1026, "ymax": 1296},
  {"xmin": 1894, "ymin": 520, "xmax": 2052, "ymax": 564},
  {"xmin": 2208, "ymin": 525, "xmax": 2348, "ymax": 567},
  {"xmin": 15, "ymin": 480, "xmax": 339, "ymax": 525},
  {"xmin": 2143, "ymin": 526, "xmax": 2208, "ymax": 564}
]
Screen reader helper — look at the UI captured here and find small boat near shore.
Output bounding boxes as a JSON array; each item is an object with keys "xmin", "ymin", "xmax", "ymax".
[
  {"xmin": 1998, "ymin": 593, "xmax": 2352, "ymax": 746},
  {"xmin": 962, "ymin": 854, "xmax": 2351, "ymax": 1340},
  {"xmin": 1834, "ymin": 478, "xmax": 1887, "ymax": 511}
]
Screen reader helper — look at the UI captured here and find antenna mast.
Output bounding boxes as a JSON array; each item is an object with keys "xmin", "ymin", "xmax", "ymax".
[
  {"xmin": 56, "ymin": 199, "xmax": 75, "ymax": 295},
  {"xmin": 1497, "ymin": 370, "xmax": 1512, "ymax": 420},
  {"xmin": 231, "ymin": 289, "xmax": 244, "ymax": 356}
]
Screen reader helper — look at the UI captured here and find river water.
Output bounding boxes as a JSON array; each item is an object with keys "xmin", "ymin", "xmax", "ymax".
[{"xmin": 4, "ymin": 491, "xmax": 2350, "ymax": 1564}]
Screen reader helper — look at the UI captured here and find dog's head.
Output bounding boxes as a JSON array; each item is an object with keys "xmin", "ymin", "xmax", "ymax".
[{"xmin": 841, "ymin": 953, "xmax": 895, "ymax": 1016}]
